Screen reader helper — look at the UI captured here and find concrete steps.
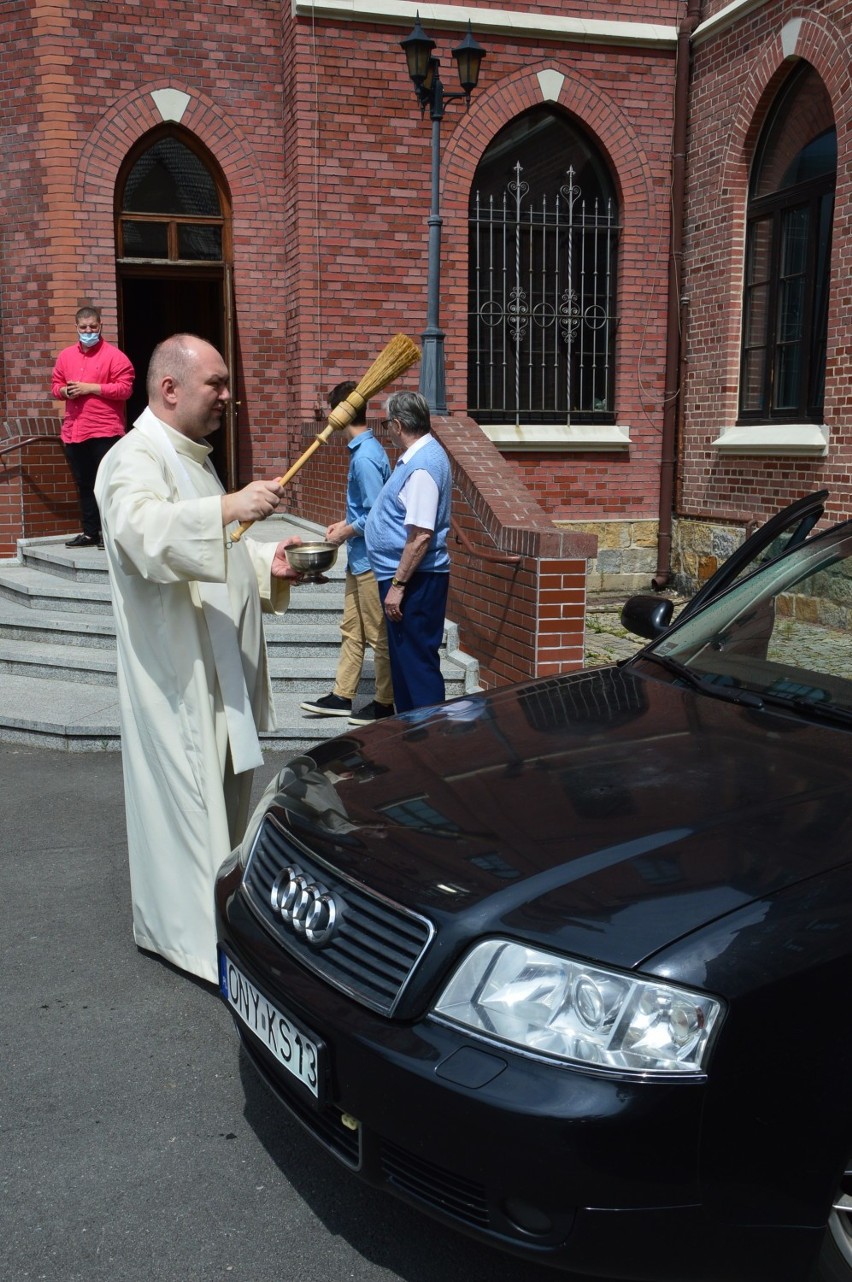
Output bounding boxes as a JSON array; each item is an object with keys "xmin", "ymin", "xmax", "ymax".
[{"xmin": 0, "ymin": 516, "xmax": 480, "ymax": 752}]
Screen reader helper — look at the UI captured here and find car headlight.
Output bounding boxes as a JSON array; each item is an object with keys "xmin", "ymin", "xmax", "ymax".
[{"xmin": 432, "ymin": 940, "xmax": 723, "ymax": 1076}]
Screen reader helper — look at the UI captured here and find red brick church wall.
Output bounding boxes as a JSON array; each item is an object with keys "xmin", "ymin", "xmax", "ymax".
[
  {"xmin": 0, "ymin": 1, "xmax": 679, "ymax": 683},
  {"xmin": 680, "ymin": 2, "xmax": 852, "ymax": 529},
  {"xmin": 279, "ymin": 7, "xmax": 678, "ymax": 528},
  {"xmin": 2, "ymin": 2, "xmax": 677, "ymax": 554},
  {"xmin": 0, "ymin": 0, "xmax": 295, "ymax": 555}
]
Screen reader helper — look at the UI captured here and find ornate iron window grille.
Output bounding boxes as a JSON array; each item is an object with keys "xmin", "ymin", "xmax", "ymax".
[{"xmin": 469, "ymin": 163, "xmax": 620, "ymax": 427}]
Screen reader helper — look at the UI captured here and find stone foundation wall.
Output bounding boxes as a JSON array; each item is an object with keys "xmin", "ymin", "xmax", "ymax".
[
  {"xmin": 558, "ymin": 520, "xmax": 659, "ymax": 591},
  {"xmin": 777, "ymin": 562, "xmax": 852, "ymax": 632},
  {"xmin": 671, "ymin": 516, "xmax": 747, "ymax": 596},
  {"xmin": 559, "ymin": 515, "xmax": 755, "ymax": 595}
]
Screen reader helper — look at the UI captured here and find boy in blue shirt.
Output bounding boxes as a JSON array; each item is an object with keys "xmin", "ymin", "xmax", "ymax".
[{"xmin": 301, "ymin": 381, "xmax": 394, "ymax": 725}]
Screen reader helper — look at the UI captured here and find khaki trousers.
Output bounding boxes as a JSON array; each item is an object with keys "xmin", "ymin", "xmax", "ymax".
[{"xmin": 333, "ymin": 568, "xmax": 394, "ymax": 706}]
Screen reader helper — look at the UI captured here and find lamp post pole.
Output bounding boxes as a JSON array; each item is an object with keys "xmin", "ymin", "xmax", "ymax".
[
  {"xmin": 421, "ymin": 68, "xmax": 447, "ymax": 414},
  {"xmin": 400, "ymin": 17, "xmax": 485, "ymax": 417}
]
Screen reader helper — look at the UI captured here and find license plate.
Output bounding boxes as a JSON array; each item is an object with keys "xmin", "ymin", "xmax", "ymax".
[{"xmin": 223, "ymin": 956, "xmax": 322, "ymax": 1099}]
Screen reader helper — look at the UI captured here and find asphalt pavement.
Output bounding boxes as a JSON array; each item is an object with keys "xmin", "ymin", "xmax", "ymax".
[{"xmin": 1, "ymin": 742, "xmax": 634, "ymax": 1282}]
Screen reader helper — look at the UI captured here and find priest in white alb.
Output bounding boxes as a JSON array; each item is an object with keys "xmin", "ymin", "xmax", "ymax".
[{"xmin": 95, "ymin": 334, "xmax": 302, "ymax": 984}]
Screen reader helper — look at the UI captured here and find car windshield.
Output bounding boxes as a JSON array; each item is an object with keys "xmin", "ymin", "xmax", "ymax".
[{"xmin": 636, "ymin": 523, "xmax": 852, "ymax": 716}]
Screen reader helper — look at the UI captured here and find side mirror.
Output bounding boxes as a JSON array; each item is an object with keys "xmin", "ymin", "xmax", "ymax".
[{"xmin": 621, "ymin": 595, "xmax": 674, "ymax": 641}]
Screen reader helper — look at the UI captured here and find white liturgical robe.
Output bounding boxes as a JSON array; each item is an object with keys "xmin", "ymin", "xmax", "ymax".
[{"xmin": 95, "ymin": 411, "xmax": 290, "ymax": 983}]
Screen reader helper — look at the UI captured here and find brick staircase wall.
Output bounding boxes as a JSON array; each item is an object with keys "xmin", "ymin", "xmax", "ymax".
[{"xmin": 0, "ymin": 417, "xmax": 74, "ymax": 552}]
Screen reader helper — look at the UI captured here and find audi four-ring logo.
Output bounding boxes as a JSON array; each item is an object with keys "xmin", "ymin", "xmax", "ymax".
[{"xmin": 270, "ymin": 865, "xmax": 339, "ymax": 946}]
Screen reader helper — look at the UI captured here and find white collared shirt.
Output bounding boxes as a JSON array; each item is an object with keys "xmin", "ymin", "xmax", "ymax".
[{"xmin": 398, "ymin": 433, "xmax": 439, "ymax": 531}]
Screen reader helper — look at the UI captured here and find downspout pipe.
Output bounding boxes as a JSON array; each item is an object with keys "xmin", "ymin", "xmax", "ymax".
[{"xmin": 653, "ymin": 0, "xmax": 702, "ymax": 590}]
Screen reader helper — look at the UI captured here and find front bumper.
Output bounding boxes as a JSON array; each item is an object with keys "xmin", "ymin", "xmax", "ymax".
[{"xmin": 215, "ymin": 864, "xmax": 820, "ymax": 1282}]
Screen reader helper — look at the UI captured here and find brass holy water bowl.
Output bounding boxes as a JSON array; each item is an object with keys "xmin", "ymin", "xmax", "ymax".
[{"xmin": 286, "ymin": 541, "xmax": 339, "ymax": 583}]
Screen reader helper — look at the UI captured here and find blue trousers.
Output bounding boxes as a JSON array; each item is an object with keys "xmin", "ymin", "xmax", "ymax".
[{"xmin": 378, "ymin": 572, "xmax": 449, "ymax": 713}]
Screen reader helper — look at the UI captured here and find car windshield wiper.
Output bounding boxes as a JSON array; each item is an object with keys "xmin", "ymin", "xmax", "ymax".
[
  {"xmin": 639, "ymin": 652, "xmax": 765, "ymax": 707},
  {"xmin": 759, "ymin": 692, "xmax": 852, "ymax": 726}
]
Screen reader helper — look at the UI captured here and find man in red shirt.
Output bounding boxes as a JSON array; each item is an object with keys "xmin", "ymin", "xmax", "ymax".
[{"xmin": 52, "ymin": 305, "xmax": 135, "ymax": 548}]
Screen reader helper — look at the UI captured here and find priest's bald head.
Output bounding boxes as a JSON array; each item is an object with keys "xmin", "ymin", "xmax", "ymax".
[{"xmin": 147, "ymin": 334, "xmax": 230, "ymax": 441}]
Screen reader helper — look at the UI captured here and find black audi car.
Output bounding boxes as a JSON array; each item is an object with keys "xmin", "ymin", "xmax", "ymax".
[{"xmin": 215, "ymin": 492, "xmax": 852, "ymax": 1282}]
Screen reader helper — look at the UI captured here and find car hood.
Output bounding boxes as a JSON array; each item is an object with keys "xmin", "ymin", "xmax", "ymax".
[{"xmin": 271, "ymin": 666, "xmax": 852, "ymax": 971}]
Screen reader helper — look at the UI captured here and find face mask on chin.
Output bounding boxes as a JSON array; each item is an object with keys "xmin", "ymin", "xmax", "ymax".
[{"xmin": 78, "ymin": 332, "xmax": 101, "ymax": 348}]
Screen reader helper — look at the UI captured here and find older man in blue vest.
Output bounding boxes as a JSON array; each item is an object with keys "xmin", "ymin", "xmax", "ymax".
[{"xmin": 364, "ymin": 390, "xmax": 452, "ymax": 713}]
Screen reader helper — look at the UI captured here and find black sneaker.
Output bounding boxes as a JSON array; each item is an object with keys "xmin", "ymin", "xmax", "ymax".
[
  {"xmin": 348, "ymin": 701, "xmax": 395, "ymax": 726},
  {"xmin": 300, "ymin": 693, "xmax": 353, "ymax": 716}
]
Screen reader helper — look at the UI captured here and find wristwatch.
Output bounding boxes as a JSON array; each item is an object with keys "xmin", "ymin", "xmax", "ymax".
[{"xmin": 391, "ymin": 576, "xmax": 407, "ymax": 588}]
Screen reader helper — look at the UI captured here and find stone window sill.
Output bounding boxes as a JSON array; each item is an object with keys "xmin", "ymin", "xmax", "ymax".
[
  {"xmin": 481, "ymin": 423, "xmax": 631, "ymax": 451},
  {"xmin": 711, "ymin": 424, "xmax": 828, "ymax": 456}
]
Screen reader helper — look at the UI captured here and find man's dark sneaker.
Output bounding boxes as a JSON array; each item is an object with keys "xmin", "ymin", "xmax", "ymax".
[
  {"xmin": 348, "ymin": 700, "xmax": 395, "ymax": 726},
  {"xmin": 65, "ymin": 533, "xmax": 98, "ymax": 548},
  {"xmin": 300, "ymin": 693, "xmax": 353, "ymax": 716}
]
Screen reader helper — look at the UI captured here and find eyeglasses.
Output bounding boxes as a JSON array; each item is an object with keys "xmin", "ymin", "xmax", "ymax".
[{"xmin": 381, "ymin": 417, "xmax": 397, "ymax": 430}]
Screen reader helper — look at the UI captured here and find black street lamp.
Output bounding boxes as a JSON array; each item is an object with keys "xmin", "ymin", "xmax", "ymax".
[{"xmin": 400, "ymin": 15, "xmax": 485, "ymax": 414}]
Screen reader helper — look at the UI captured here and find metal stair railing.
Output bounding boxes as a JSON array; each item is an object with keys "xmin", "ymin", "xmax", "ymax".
[{"xmin": 0, "ymin": 417, "xmax": 63, "ymax": 458}]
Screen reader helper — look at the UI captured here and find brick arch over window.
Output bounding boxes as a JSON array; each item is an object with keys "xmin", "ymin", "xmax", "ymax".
[
  {"xmin": 116, "ymin": 124, "xmax": 233, "ymax": 264},
  {"xmin": 69, "ymin": 83, "xmax": 269, "ymax": 316},
  {"xmin": 438, "ymin": 63, "xmax": 658, "ymax": 401},
  {"xmin": 709, "ymin": 13, "xmax": 850, "ymax": 415},
  {"xmin": 74, "ymin": 81, "xmax": 268, "ymax": 210},
  {"xmin": 442, "ymin": 63, "xmax": 655, "ymax": 218}
]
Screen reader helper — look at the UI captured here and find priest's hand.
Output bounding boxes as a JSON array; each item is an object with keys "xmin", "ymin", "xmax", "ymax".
[
  {"xmin": 272, "ymin": 536, "xmax": 304, "ymax": 581},
  {"xmin": 221, "ymin": 480, "xmax": 283, "ymax": 526}
]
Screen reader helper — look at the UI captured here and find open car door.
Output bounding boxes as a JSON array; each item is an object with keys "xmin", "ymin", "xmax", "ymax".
[{"xmin": 622, "ymin": 490, "xmax": 828, "ymax": 641}]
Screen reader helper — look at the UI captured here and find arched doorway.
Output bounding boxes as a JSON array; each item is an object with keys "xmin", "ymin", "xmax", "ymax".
[{"xmin": 115, "ymin": 128, "xmax": 237, "ymax": 487}]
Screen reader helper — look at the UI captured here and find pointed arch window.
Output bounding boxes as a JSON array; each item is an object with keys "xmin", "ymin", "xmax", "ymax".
[
  {"xmin": 468, "ymin": 108, "xmax": 620, "ymax": 427},
  {"xmin": 116, "ymin": 131, "xmax": 228, "ymax": 263},
  {"xmin": 740, "ymin": 66, "xmax": 836, "ymax": 423}
]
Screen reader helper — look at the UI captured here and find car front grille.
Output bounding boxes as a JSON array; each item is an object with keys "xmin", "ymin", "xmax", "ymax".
[
  {"xmin": 380, "ymin": 1139, "xmax": 490, "ymax": 1227},
  {"xmin": 243, "ymin": 814, "xmax": 433, "ymax": 1015}
]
